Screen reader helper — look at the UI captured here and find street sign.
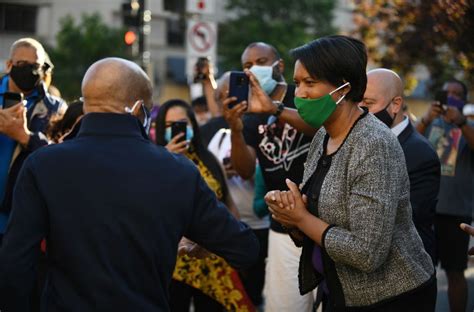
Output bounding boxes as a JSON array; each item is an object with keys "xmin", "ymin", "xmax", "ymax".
[
  {"xmin": 186, "ymin": 19, "xmax": 217, "ymax": 83},
  {"xmin": 188, "ymin": 21, "xmax": 216, "ymax": 54},
  {"xmin": 186, "ymin": 0, "xmax": 216, "ymax": 15}
]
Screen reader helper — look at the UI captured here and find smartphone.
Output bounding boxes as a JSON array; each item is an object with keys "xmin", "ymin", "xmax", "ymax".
[
  {"xmin": 171, "ymin": 121, "xmax": 188, "ymax": 143},
  {"xmin": 2, "ymin": 92, "xmax": 24, "ymax": 109},
  {"xmin": 434, "ymin": 90, "xmax": 447, "ymax": 105},
  {"xmin": 228, "ymin": 71, "xmax": 249, "ymax": 109},
  {"xmin": 193, "ymin": 57, "xmax": 209, "ymax": 83}
]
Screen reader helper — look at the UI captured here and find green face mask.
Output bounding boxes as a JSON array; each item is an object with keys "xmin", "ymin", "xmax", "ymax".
[{"xmin": 294, "ymin": 82, "xmax": 350, "ymax": 128}]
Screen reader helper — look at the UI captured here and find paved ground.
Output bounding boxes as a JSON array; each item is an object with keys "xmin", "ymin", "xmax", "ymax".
[{"xmin": 436, "ymin": 234, "xmax": 474, "ymax": 312}]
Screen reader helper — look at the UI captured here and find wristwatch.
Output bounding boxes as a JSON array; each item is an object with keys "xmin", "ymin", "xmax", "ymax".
[{"xmin": 272, "ymin": 100, "xmax": 285, "ymax": 117}]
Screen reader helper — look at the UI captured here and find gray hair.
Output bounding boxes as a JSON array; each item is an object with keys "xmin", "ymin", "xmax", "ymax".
[{"xmin": 10, "ymin": 37, "xmax": 46, "ymax": 64}]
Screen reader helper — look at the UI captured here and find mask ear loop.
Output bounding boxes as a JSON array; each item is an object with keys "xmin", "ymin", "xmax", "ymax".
[
  {"xmin": 125, "ymin": 100, "xmax": 143, "ymax": 113},
  {"xmin": 329, "ymin": 82, "xmax": 351, "ymax": 105}
]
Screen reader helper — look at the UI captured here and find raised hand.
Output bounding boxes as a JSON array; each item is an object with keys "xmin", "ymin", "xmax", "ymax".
[
  {"xmin": 0, "ymin": 103, "xmax": 31, "ymax": 146},
  {"xmin": 222, "ymin": 96, "xmax": 247, "ymax": 132},
  {"xmin": 165, "ymin": 133, "xmax": 188, "ymax": 154},
  {"xmin": 245, "ymin": 69, "xmax": 277, "ymax": 114}
]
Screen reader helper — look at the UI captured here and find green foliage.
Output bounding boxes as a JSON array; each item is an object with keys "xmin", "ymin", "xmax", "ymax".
[
  {"xmin": 352, "ymin": 0, "xmax": 474, "ymax": 95},
  {"xmin": 218, "ymin": 0, "xmax": 336, "ymax": 81},
  {"xmin": 46, "ymin": 13, "xmax": 130, "ymax": 101}
]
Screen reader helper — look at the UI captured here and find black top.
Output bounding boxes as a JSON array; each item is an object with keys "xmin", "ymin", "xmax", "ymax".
[
  {"xmin": 242, "ymin": 85, "xmax": 313, "ymax": 232},
  {"xmin": 200, "ymin": 116, "xmax": 228, "ymax": 147},
  {"xmin": 306, "ymin": 136, "xmax": 333, "ymax": 207},
  {"xmin": 0, "ymin": 113, "xmax": 259, "ymax": 312}
]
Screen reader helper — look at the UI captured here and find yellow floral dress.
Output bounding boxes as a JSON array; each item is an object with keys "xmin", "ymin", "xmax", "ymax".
[{"xmin": 172, "ymin": 151, "xmax": 255, "ymax": 312}]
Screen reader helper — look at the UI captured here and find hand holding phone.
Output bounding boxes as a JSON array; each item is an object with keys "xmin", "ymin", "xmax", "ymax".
[
  {"xmin": 228, "ymin": 71, "xmax": 249, "ymax": 109},
  {"xmin": 171, "ymin": 121, "xmax": 188, "ymax": 143},
  {"xmin": 194, "ymin": 57, "xmax": 210, "ymax": 83},
  {"xmin": 165, "ymin": 121, "xmax": 189, "ymax": 154},
  {"xmin": 2, "ymin": 92, "xmax": 24, "ymax": 109},
  {"xmin": 434, "ymin": 90, "xmax": 448, "ymax": 113}
]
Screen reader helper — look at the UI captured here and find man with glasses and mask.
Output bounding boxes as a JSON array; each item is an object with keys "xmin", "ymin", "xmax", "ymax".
[
  {"xmin": 223, "ymin": 42, "xmax": 317, "ymax": 312},
  {"xmin": 0, "ymin": 57, "xmax": 258, "ymax": 312},
  {"xmin": 0, "ymin": 38, "xmax": 66, "ymax": 243},
  {"xmin": 361, "ymin": 68, "xmax": 440, "ymax": 265},
  {"xmin": 416, "ymin": 78, "xmax": 474, "ymax": 312}
]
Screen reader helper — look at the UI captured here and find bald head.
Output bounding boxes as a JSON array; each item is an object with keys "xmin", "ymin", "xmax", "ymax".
[
  {"xmin": 241, "ymin": 42, "xmax": 281, "ymax": 70},
  {"xmin": 82, "ymin": 58, "xmax": 152, "ymax": 113},
  {"xmin": 363, "ymin": 68, "xmax": 403, "ymax": 114}
]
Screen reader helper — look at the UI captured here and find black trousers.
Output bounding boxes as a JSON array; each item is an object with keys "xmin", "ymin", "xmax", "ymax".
[
  {"xmin": 169, "ymin": 279, "xmax": 223, "ymax": 312},
  {"xmin": 238, "ymin": 228, "xmax": 268, "ymax": 307},
  {"xmin": 323, "ymin": 277, "xmax": 437, "ymax": 312}
]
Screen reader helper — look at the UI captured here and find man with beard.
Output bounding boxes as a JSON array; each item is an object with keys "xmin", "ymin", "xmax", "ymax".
[{"xmin": 223, "ymin": 42, "xmax": 317, "ymax": 311}]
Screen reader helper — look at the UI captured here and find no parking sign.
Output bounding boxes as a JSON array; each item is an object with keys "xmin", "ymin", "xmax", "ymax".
[{"xmin": 186, "ymin": 19, "xmax": 217, "ymax": 82}]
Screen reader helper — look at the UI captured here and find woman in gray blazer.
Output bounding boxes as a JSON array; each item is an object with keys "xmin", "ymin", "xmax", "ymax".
[{"xmin": 265, "ymin": 36, "xmax": 436, "ymax": 311}]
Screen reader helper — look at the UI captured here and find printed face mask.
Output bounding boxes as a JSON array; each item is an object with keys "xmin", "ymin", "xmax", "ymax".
[{"xmin": 294, "ymin": 82, "xmax": 350, "ymax": 128}]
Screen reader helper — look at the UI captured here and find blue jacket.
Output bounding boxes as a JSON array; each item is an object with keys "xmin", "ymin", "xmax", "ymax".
[
  {"xmin": 0, "ymin": 75, "xmax": 66, "ymax": 228},
  {"xmin": 0, "ymin": 113, "xmax": 259, "ymax": 312}
]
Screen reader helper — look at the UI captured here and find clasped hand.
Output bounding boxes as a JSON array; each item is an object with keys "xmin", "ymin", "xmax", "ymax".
[{"xmin": 264, "ymin": 178, "xmax": 309, "ymax": 228}]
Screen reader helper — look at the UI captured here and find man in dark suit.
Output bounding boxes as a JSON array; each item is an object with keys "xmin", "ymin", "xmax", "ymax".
[
  {"xmin": 0, "ymin": 58, "xmax": 259, "ymax": 312},
  {"xmin": 361, "ymin": 68, "xmax": 440, "ymax": 264}
]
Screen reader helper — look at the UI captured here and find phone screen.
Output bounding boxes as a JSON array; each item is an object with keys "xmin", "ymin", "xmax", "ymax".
[
  {"xmin": 434, "ymin": 90, "xmax": 448, "ymax": 105},
  {"xmin": 194, "ymin": 57, "xmax": 209, "ymax": 83},
  {"xmin": 171, "ymin": 121, "xmax": 188, "ymax": 143},
  {"xmin": 228, "ymin": 71, "xmax": 249, "ymax": 109},
  {"xmin": 2, "ymin": 92, "xmax": 24, "ymax": 109}
]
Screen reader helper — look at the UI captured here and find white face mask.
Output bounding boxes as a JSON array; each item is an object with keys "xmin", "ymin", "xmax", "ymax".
[{"xmin": 249, "ymin": 60, "xmax": 279, "ymax": 95}]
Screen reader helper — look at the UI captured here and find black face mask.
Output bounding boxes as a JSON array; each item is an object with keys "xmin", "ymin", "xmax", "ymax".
[
  {"xmin": 9, "ymin": 64, "xmax": 41, "ymax": 92},
  {"xmin": 374, "ymin": 108, "xmax": 394, "ymax": 128},
  {"xmin": 373, "ymin": 99, "xmax": 395, "ymax": 128}
]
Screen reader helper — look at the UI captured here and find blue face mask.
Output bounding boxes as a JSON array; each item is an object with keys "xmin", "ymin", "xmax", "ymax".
[
  {"xmin": 164, "ymin": 125, "xmax": 194, "ymax": 143},
  {"xmin": 250, "ymin": 61, "xmax": 279, "ymax": 95},
  {"xmin": 125, "ymin": 100, "xmax": 151, "ymax": 135}
]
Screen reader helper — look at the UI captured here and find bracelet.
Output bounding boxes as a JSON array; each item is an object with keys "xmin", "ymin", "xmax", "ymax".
[{"xmin": 272, "ymin": 100, "xmax": 285, "ymax": 117}]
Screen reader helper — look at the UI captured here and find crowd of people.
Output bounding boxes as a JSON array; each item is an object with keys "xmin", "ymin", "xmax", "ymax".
[{"xmin": 0, "ymin": 35, "xmax": 472, "ymax": 312}]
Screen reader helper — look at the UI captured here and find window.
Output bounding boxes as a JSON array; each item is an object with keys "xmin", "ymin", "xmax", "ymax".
[
  {"xmin": 166, "ymin": 17, "xmax": 185, "ymax": 46},
  {"xmin": 166, "ymin": 56, "xmax": 186, "ymax": 84},
  {"xmin": 0, "ymin": 3, "xmax": 37, "ymax": 33},
  {"xmin": 163, "ymin": 0, "xmax": 185, "ymax": 13}
]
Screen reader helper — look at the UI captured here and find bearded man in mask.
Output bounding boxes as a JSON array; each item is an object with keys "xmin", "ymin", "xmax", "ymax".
[
  {"xmin": 361, "ymin": 68, "xmax": 440, "ymax": 266},
  {"xmin": 223, "ymin": 42, "xmax": 317, "ymax": 311},
  {"xmin": 0, "ymin": 38, "xmax": 66, "ymax": 242}
]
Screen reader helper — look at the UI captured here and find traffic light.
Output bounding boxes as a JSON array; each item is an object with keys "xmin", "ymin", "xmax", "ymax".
[
  {"xmin": 122, "ymin": 1, "xmax": 141, "ymax": 28},
  {"xmin": 124, "ymin": 30, "xmax": 137, "ymax": 45}
]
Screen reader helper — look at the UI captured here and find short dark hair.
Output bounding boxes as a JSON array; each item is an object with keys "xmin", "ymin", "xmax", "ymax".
[
  {"xmin": 245, "ymin": 42, "xmax": 281, "ymax": 61},
  {"xmin": 191, "ymin": 96, "xmax": 207, "ymax": 108},
  {"xmin": 444, "ymin": 78, "xmax": 468, "ymax": 100},
  {"xmin": 290, "ymin": 35, "xmax": 367, "ymax": 102}
]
